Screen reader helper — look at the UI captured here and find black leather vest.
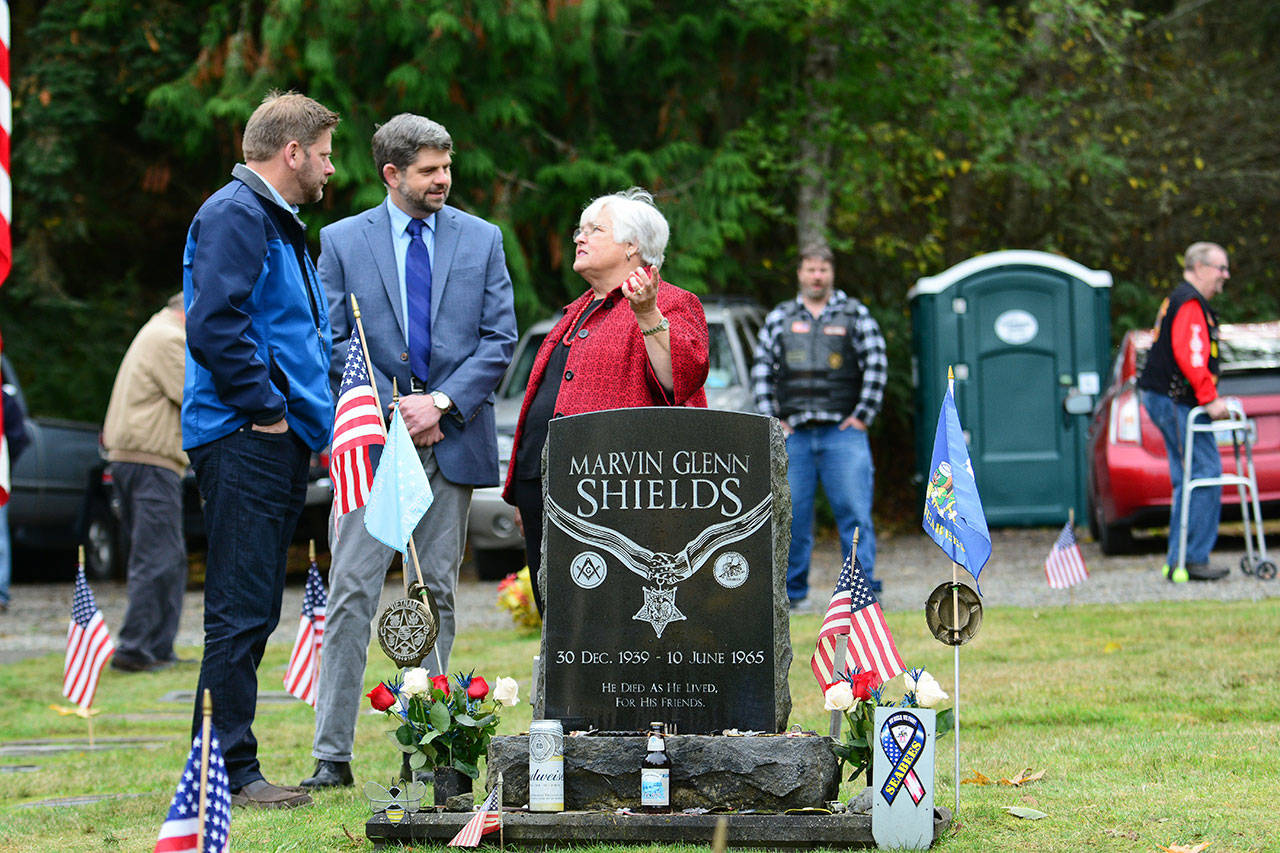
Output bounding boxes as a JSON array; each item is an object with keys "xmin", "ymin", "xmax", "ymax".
[
  {"xmin": 775, "ymin": 302, "xmax": 863, "ymax": 419},
  {"xmin": 1138, "ymin": 281, "xmax": 1219, "ymax": 406}
]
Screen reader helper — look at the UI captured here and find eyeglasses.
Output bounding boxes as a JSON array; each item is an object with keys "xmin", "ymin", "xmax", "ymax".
[
  {"xmin": 573, "ymin": 223, "xmax": 608, "ymax": 242},
  {"xmin": 1200, "ymin": 262, "xmax": 1229, "ymax": 274}
]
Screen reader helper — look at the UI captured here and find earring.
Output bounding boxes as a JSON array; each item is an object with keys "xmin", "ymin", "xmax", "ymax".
[{"xmin": 626, "ymin": 249, "xmax": 634, "ymax": 260}]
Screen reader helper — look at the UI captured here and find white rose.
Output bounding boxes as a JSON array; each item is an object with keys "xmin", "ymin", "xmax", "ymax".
[
  {"xmin": 401, "ymin": 667, "xmax": 431, "ymax": 698},
  {"xmin": 823, "ymin": 681, "xmax": 854, "ymax": 711},
  {"xmin": 493, "ymin": 676, "xmax": 520, "ymax": 707},
  {"xmin": 912, "ymin": 671, "xmax": 949, "ymax": 708}
]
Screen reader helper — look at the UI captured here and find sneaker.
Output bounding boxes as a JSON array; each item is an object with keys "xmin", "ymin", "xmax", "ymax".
[
  {"xmin": 1161, "ymin": 564, "xmax": 1189, "ymax": 584},
  {"xmin": 1186, "ymin": 562, "xmax": 1229, "ymax": 581},
  {"xmin": 789, "ymin": 597, "xmax": 816, "ymax": 613}
]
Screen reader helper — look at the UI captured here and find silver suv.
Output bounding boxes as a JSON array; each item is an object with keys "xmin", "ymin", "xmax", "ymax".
[{"xmin": 466, "ymin": 296, "xmax": 766, "ymax": 579}]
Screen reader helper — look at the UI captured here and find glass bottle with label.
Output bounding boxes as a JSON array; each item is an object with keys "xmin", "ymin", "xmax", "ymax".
[{"xmin": 639, "ymin": 721, "xmax": 671, "ymax": 813}]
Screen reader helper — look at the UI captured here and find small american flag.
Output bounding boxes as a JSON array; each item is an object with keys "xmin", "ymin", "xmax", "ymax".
[
  {"xmin": 330, "ymin": 332, "xmax": 385, "ymax": 519},
  {"xmin": 153, "ymin": 731, "xmax": 232, "ymax": 853},
  {"xmin": 1045, "ymin": 520, "xmax": 1089, "ymax": 589},
  {"xmin": 447, "ymin": 779, "xmax": 502, "ymax": 847},
  {"xmin": 63, "ymin": 568, "xmax": 114, "ymax": 709},
  {"xmin": 283, "ymin": 560, "xmax": 327, "ymax": 706},
  {"xmin": 811, "ymin": 551, "xmax": 904, "ymax": 691}
]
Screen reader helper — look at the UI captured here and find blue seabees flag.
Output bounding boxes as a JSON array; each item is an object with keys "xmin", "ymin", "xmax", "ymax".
[
  {"xmin": 922, "ymin": 375, "xmax": 991, "ymax": 592},
  {"xmin": 363, "ymin": 404, "xmax": 433, "ymax": 553}
]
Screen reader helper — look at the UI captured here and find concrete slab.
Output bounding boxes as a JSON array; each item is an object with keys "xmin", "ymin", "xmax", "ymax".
[
  {"xmin": 0, "ymin": 736, "xmax": 174, "ymax": 757},
  {"xmin": 366, "ymin": 808, "xmax": 952, "ymax": 849}
]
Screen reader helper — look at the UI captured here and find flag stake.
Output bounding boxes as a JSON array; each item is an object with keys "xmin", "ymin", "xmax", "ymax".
[
  {"xmin": 827, "ymin": 529, "xmax": 860, "ymax": 738},
  {"xmin": 952, "ymin": 562, "xmax": 961, "ymax": 818},
  {"xmin": 198, "ymin": 688, "xmax": 212, "ymax": 844}
]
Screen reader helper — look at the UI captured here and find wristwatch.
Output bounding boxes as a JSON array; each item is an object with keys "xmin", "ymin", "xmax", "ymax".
[{"xmin": 430, "ymin": 390, "xmax": 453, "ymax": 412}]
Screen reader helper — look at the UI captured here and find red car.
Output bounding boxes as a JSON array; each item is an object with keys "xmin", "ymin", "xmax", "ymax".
[{"xmin": 1087, "ymin": 321, "xmax": 1280, "ymax": 554}]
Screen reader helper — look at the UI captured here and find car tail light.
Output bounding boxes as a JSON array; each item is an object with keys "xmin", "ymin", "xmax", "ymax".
[{"xmin": 1110, "ymin": 391, "xmax": 1141, "ymax": 444}]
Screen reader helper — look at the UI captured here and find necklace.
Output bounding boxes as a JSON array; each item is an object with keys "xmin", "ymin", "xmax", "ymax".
[{"xmin": 559, "ymin": 294, "xmax": 606, "ymax": 347}]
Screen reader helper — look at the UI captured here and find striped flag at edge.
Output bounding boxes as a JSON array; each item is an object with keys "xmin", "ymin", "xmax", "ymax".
[
  {"xmin": 63, "ymin": 568, "xmax": 115, "ymax": 709},
  {"xmin": 330, "ymin": 332, "xmax": 384, "ymax": 521},
  {"xmin": 811, "ymin": 549, "xmax": 904, "ymax": 691},
  {"xmin": 153, "ymin": 730, "xmax": 231, "ymax": 853},
  {"xmin": 1045, "ymin": 520, "xmax": 1089, "ymax": 589},
  {"xmin": 0, "ymin": 0, "xmax": 12, "ymax": 287},
  {"xmin": 447, "ymin": 781, "xmax": 502, "ymax": 847},
  {"xmin": 283, "ymin": 560, "xmax": 327, "ymax": 706}
]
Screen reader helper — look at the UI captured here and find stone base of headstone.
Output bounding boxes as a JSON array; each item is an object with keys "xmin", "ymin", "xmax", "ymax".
[
  {"xmin": 364, "ymin": 808, "xmax": 953, "ymax": 849},
  {"xmin": 486, "ymin": 733, "xmax": 838, "ymax": 812}
]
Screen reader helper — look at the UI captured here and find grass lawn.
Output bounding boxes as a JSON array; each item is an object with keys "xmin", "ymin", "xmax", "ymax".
[{"xmin": 1, "ymin": 597, "xmax": 1278, "ymax": 852}]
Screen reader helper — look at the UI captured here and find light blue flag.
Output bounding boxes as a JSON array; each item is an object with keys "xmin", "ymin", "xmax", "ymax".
[
  {"xmin": 363, "ymin": 406, "xmax": 433, "ymax": 553},
  {"xmin": 921, "ymin": 376, "xmax": 992, "ymax": 592}
]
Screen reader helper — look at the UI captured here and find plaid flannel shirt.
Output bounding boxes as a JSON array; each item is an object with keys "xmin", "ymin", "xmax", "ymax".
[{"xmin": 751, "ymin": 289, "xmax": 887, "ymax": 428}]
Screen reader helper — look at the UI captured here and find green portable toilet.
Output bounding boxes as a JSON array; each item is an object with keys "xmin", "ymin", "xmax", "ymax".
[{"xmin": 908, "ymin": 251, "xmax": 1112, "ymax": 527}]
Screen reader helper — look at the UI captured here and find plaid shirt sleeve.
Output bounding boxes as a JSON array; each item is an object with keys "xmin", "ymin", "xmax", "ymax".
[
  {"xmin": 851, "ymin": 302, "xmax": 887, "ymax": 426},
  {"xmin": 751, "ymin": 306, "xmax": 788, "ymax": 418}
]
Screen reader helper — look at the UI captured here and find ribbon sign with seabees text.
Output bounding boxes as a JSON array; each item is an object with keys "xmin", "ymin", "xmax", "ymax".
[
  {"xmin": 879, "ymin": 711, "xmax": 928, "ymax": 805},
  {"xmin": 871, "ymin": 706, "xmax": 937, "ymax": 850}
]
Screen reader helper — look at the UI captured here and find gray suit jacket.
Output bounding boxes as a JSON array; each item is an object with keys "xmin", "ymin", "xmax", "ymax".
[{"xmin": 320, "ymin": 200, "xmax": 517, "ymax": 487}]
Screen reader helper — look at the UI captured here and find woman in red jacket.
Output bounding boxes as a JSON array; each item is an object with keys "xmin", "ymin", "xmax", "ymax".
[{"xmin": 502, "ymin": 187, "xmax": 709, "ymax": 613}]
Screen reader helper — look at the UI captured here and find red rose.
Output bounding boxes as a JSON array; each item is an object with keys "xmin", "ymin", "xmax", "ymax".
[
  {"xmin": 466, "ymin": 676, "xmax": 490, "ymax": 701},
  {"xmin": 367, "ymin": 683, "xmax": 396, "ymax": 711},
  {"xmin": 850, "ymin": 670, "xmax": 880, "ymax": 702},
  {"xmin": 431, "ymin": 674, "xmax": 451, "ymax": 695}
]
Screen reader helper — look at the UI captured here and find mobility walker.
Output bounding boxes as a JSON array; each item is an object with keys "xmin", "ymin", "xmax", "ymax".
[{"xmin": 1177, "ymin": 398, "xmax": 1276, "ymax": 580}]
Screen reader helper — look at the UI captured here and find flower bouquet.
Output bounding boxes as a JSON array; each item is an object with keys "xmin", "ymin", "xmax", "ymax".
[
  {"xmin": 368, "ymin": 668, "xmax": 520, "ymax": 780},
  {"xmin": 496, "ymin": 567, "xmax": 541, "ymax": 630},
  {"xmin": 825, "ymin": 667, "xmax": 954, "ymax": 784}
]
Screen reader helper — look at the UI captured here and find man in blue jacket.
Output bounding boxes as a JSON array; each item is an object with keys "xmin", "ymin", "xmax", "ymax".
[{"xmin": 182, "ymin": 91, "xmax": 338, "ymax": 809}]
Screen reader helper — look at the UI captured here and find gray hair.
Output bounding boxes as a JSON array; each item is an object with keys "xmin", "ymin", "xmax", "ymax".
[
  {"xmin": 580, "ymin": 187, "xmax": 669, "ymax": 270},
  {"xmin": 1184, "ymin": 241, "xmax": 1226, "ymax": 271},
  {"xmin": 242, "ymin": 91, "xmax": 339, "ymax": 162},
  {"xmin": 798, "ymin": 243, "xmax": 834, "ymax": 267},
  {"xmin": 372, "ymin": 114, "xmax": 453, "ymax": 184}
]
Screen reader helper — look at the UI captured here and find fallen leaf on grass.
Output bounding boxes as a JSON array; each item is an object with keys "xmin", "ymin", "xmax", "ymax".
[
  {"xmin": 961, "ymin": 771, "xmax": 992, "ymax": 785},
  {"xmin": 1004, "ymin": 806, "xmax": 1048, "ymax": 820},
  {"xmin": 999, "ymin": 767, "xmax": 1046, "ymax": 787},
  {"xmin": 1159, "ymin": 843, "xmax": 1210, "ymax": 853},
  {"xmin": 1104, "ymin": 641, "xmax": 1122, "ymax": 653}
]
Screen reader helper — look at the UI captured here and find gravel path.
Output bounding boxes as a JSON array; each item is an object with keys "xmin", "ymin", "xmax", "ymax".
[{"xmin": 3, "ymin": 526, "xmax": 1277, "ymax": 665}]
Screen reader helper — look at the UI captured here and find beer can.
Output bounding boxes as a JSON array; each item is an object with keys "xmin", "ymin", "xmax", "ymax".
[{"xmin": 528, "ymin": 719, "xmax": 564, "ymax": 812}]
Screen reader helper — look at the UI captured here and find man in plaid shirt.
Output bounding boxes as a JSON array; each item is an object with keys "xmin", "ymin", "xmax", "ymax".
[{"xmin": 752, "ymin": 244, "xmax": 887, "ymax": 608}]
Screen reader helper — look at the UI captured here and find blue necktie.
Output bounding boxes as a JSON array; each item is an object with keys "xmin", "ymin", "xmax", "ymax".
[{"xmin": 405, "ymin": 218, "xmax": 432, "ymax": 381}]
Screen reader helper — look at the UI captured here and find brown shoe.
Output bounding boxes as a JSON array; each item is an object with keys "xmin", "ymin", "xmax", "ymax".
[{"xmin": 230, "ymin": 779, "xmax": 313, "ymax": 809}]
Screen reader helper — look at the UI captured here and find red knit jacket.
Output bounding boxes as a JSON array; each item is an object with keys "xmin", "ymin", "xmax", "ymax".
[{"xmin": 502, "ymin": 279, "xmax": 709, "ymax": 502}]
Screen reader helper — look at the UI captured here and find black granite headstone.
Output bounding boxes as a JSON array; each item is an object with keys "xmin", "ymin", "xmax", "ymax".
[{"xmin": 539, "ymin": 408, "xmax": 791, "ymax": 733}]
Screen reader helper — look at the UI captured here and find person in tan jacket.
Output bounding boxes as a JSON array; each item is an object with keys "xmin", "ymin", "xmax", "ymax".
[{"xmin": 102, "ymin": 293, "xmax": 189, "ymax": 671}]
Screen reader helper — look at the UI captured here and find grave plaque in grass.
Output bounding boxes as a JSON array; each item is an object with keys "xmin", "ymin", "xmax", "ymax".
[{"xmin": 538, "ymin": 408, "xmax": 791, "ymax": 733}]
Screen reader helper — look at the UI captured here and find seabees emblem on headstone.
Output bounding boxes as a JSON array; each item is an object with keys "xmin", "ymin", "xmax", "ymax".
[{"xmin": 545, "ymin": 493, "xmax": 772, "ymax": 638}]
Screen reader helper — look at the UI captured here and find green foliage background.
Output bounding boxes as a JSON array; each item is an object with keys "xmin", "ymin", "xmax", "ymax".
[{"xmin": 4, "ymin": 0, "xmax": 1280, "ymax": 512}]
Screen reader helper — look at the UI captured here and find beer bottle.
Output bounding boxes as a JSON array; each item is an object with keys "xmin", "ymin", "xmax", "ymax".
[{"xmin": 640, "ymin": 721, "xmax": 671, "ymax": 813}]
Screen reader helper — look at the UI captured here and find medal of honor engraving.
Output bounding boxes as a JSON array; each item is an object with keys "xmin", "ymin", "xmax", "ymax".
[{"xmin": 528, "ymin": 719, "xmax": 564, "ymax": 812}]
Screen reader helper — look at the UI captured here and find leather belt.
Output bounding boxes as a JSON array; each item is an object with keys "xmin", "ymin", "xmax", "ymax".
[{"xmin": 409, "ymin": 377, "xmax": 429, "ymax": 394}]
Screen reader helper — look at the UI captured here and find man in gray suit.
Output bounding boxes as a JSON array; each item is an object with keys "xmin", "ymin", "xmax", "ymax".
[{"xmin": 301, "ymin": 114, "xmax": 517, "ymax": 789}]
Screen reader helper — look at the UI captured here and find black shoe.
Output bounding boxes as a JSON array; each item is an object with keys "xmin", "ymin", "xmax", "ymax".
[
  {"xmin": 300, "ymin": 759, "xmax": 353, "ymax": 789},
  {"xmin": 1186, "ymin": 562, "xmax": 1229, "ymax": 581},
  {"xmin": 869, "ymin": 578, "xmax": 883, "ymax": 595},
  {"xmin": 110, "ymin": 652, "xmax": 162, "ymax": 672}
]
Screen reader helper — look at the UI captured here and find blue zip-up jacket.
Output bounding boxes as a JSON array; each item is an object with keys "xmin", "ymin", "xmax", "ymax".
[{"xmin": 181, "ymin": 164, "xmax": 332, "ymax": 451}]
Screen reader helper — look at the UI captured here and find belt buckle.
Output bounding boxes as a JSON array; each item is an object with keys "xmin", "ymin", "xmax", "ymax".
[{"xmin": 410, "ymin": 377, "xmax": 428, "ymax": 395}]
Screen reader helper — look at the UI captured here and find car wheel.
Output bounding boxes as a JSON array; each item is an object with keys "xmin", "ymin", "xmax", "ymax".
[
  {"xmin": 84, "ymin": 502, "xmax": 123, "ymax": 580},
  {"xmin": 1097, "ymin": 519, "xmax": 1133, "ymax": 555},
  {"xmin": 473, "ymin": 547, "xmax": 526, "ymax": 582}
]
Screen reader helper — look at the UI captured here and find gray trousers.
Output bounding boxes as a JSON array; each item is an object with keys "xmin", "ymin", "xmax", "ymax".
[
  {"xmin": 113, "ymin": 463, "xmax": 186, "ymax": 663},
  {"xmin": 311, "ymin": 445, "xmax": 471, "ymax": 763}
]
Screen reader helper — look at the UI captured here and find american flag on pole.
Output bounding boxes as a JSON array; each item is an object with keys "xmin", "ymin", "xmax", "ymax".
[
  {"xmin": 153, "ymin": 731, "xmax": 232, "ymax": 853},
  {"xmin": 283, "ymin": 559, "xmax": 327, "ymax": 706},
  {"xmin": 1045, "ymin": 520, "xmax": 1089, "ymax": 589},
  {"xmin": 0, "ymin": 0, "xmax": 11, "ymax": 288},
  {"xmin": 447, "ymin": 778, "xmax": 502, "ymax": 847},
  {"xmin": 811, "ymin": 551, "xmax": 904, "ymax": 691},
  {"xmin": 330, "ymin": 332, "xmax": 384, "ymax": 519},
  {"xmin": 63, "ymin": 567, "xmax": 115, "ymax": 709}
]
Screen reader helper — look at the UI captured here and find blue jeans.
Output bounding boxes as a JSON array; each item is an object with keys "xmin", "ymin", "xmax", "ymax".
[
  {"xmin": 0, "ymin": 502, "xmax": 10, "ymax": 606},
  {"xmin": 188, "ymin": 426, "xmax": 309, "ymax": 791},
  {"xmin": 1141, "ymin": 392, "xmax": 1221, "ymax": 567},
  {"xmin": 785, "ymin": 422, "xmax": 877, "ymax": 602}
]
